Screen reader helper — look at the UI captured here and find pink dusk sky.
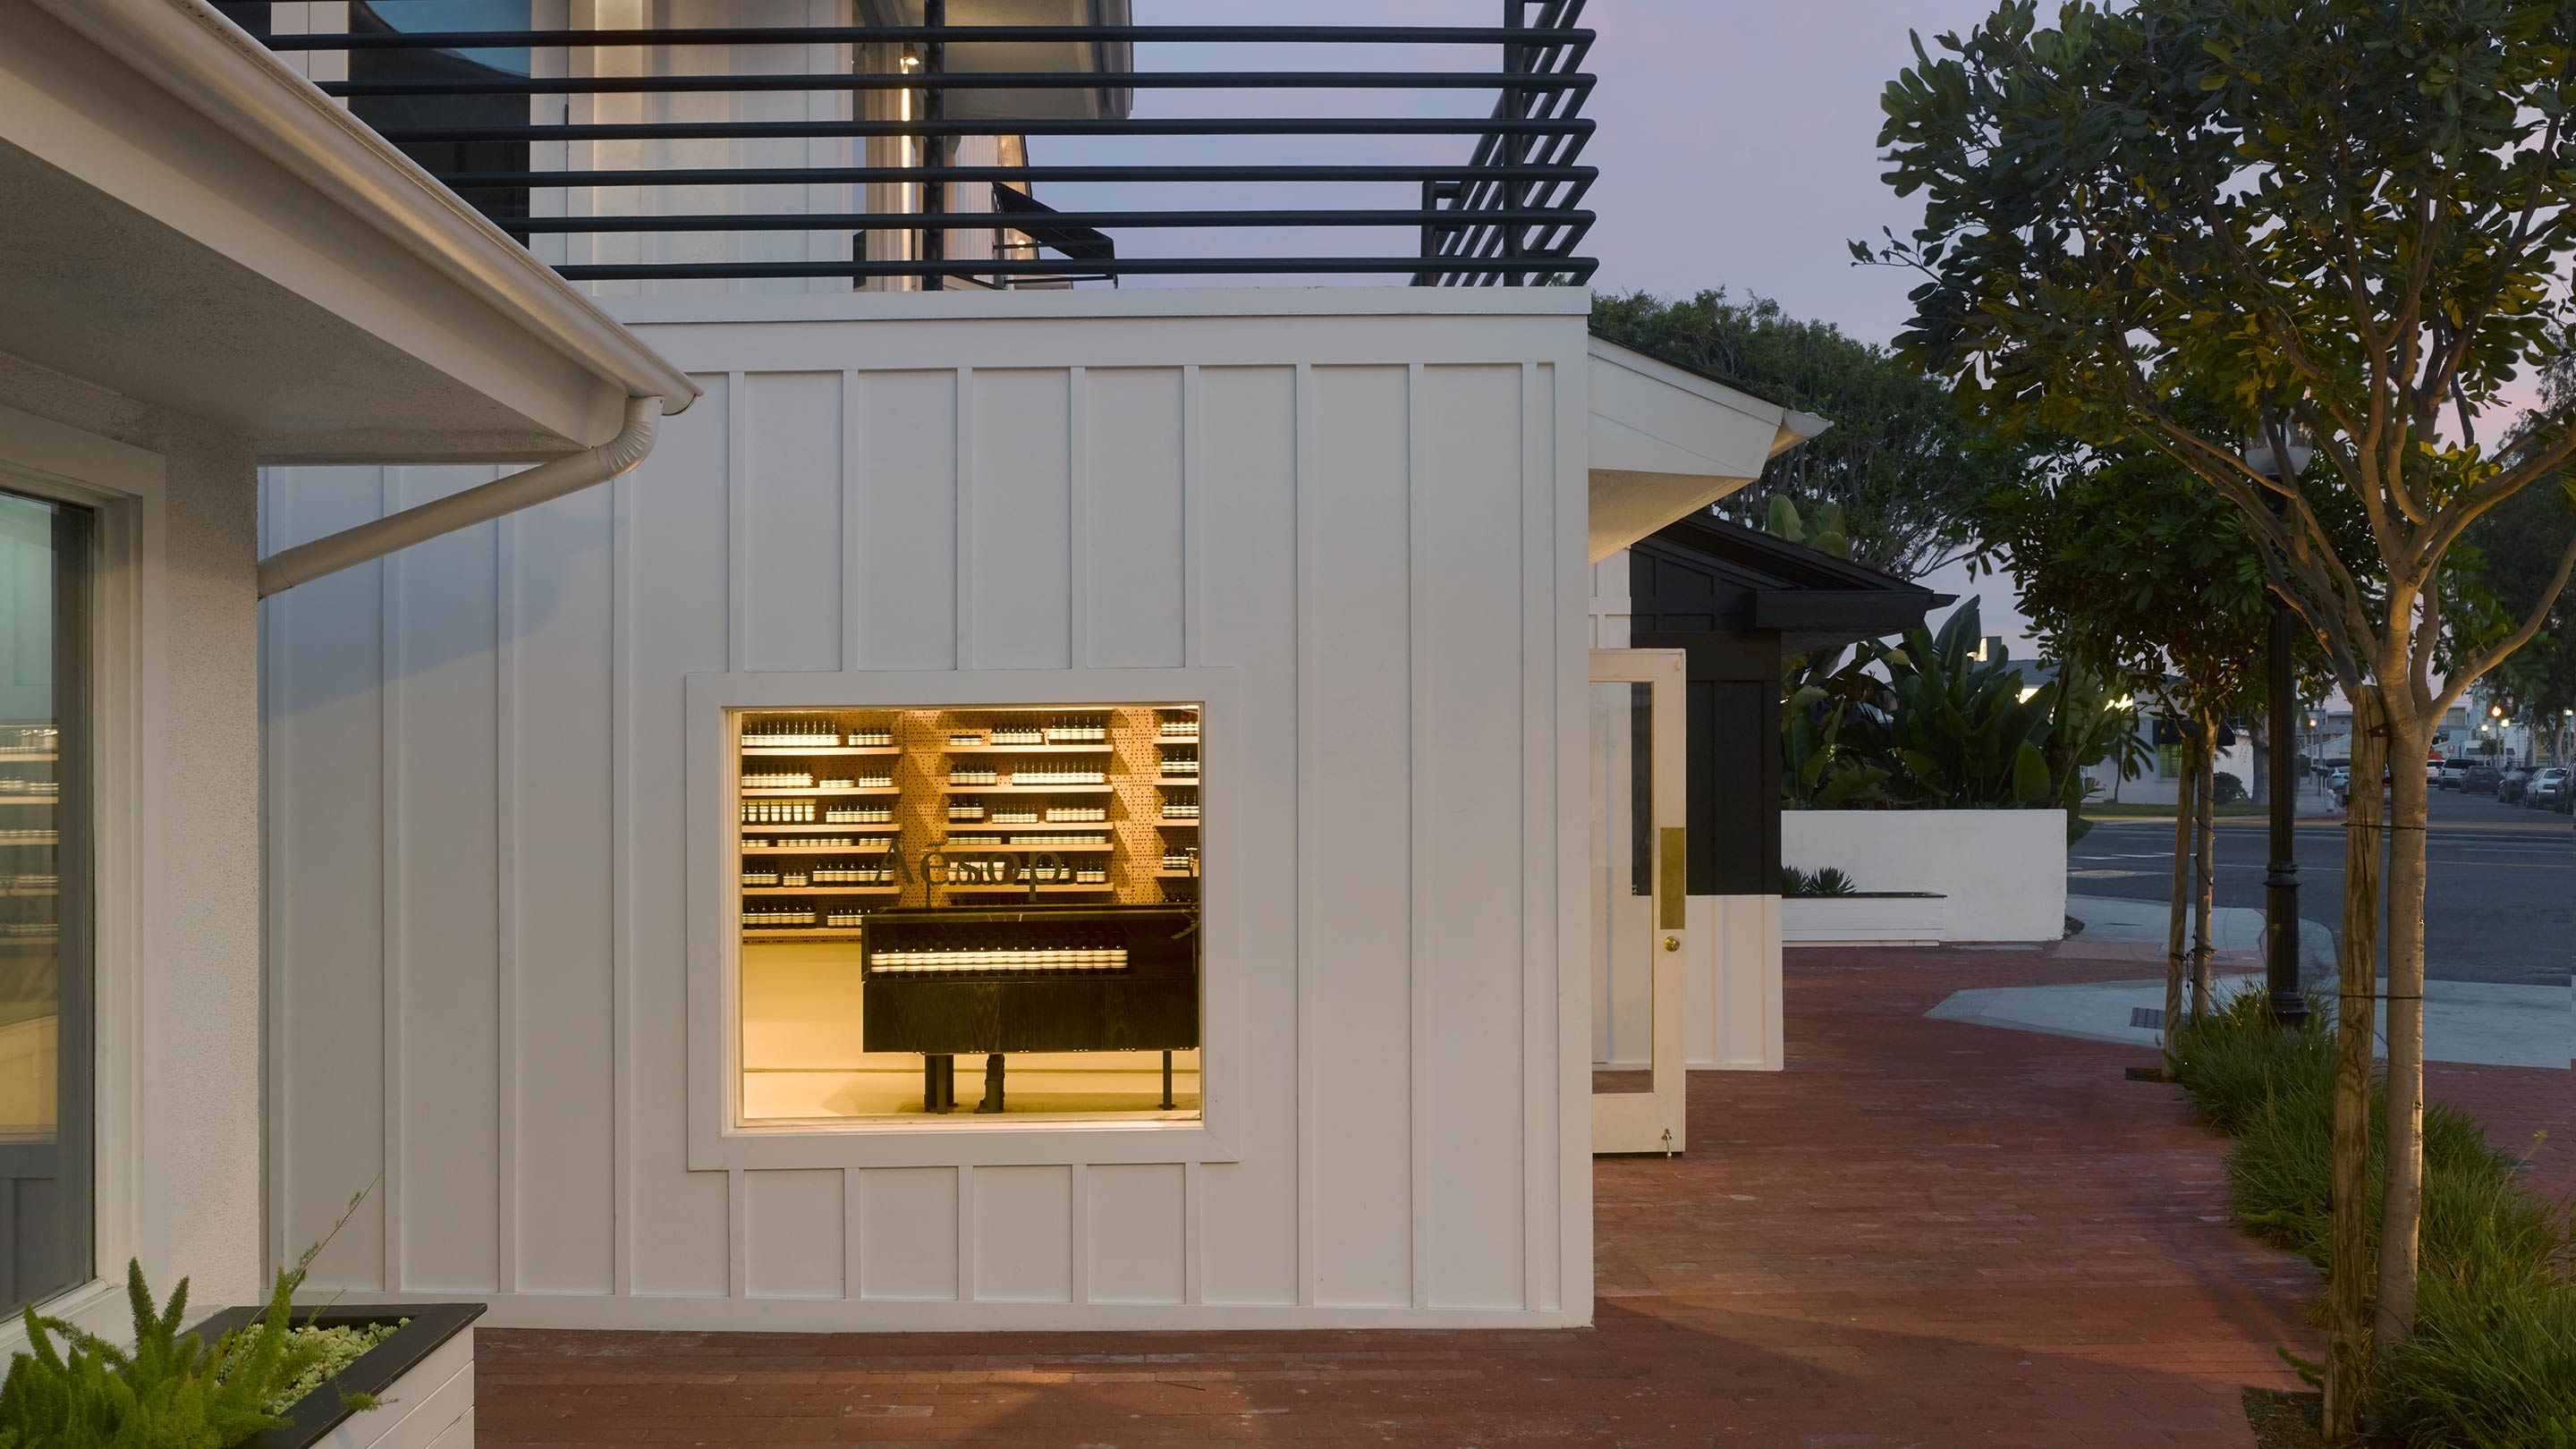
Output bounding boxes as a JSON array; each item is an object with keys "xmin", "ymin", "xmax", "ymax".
[{"xmin": 1063, "ymin": 1, "xmax": 2550, "ymax": 650}]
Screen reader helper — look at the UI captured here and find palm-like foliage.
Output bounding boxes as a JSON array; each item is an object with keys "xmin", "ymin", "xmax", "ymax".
[{"xmin": 1873, "ymin": 601, "xmax": 2056, "ymax": 809}]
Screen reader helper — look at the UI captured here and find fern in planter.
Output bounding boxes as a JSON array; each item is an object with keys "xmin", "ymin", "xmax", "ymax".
[{"xmin": 0, "ymin": 1192, "xmax": 369, "ymax": 1448}]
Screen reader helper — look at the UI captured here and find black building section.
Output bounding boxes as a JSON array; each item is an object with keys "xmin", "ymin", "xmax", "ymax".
[{"xmin": 1627, "ymin": 513, "xmax": 1947, "ymax": 897}]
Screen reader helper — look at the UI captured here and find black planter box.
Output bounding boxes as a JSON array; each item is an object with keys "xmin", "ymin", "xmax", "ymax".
[{"xmin": 185, "ymin": 1302, "xmax": 484, "ymax": 1449}]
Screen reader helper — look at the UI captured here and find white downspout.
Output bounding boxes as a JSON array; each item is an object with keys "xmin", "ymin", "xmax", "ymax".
[{"xmin": 256, "ymin": 395, "xmax": 663, "ymax": 598}]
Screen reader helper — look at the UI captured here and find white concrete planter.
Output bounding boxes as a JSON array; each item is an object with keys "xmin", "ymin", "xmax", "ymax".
[
  {"xmin": 1782, "ymin": 808, "xmax": 2067, "ymax": 944},
  {"xmin": 196, "ymin": 1304, "xmax": 482, "ymax": 1449},
  {"xmin": 1779, "ymin": 893, "xmax": 1947, "ymax": 946}
]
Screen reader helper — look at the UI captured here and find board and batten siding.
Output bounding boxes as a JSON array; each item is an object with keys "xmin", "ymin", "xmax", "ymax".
[{"xmin": 259, "ymin": 292, "xmax": 1595, "ymax": 1330}]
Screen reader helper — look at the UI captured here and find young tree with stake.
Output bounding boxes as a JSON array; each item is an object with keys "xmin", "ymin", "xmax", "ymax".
[{"xmin": 1867, "ymin": 2, "xmax": 2576, "ymax": 1435}]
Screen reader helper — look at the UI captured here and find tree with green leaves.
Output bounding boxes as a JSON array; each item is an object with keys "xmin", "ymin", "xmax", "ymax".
[
  {"xmin": 1974, "ymin": 433, "xmax": 2352, "ymax": 1044},
  {"xmin": 1869, "ymin": 3, "xmax": 2576, "ymax": 1433},
  {"xmin": 1591, "ymin": 289, "xmax": 2025, "ymax": 577}
]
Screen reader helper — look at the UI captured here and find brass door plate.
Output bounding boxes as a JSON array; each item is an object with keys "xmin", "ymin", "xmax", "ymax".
[{"xmin": 1658, "ymin": 826, "xmax": 1686, "ymax": 929}]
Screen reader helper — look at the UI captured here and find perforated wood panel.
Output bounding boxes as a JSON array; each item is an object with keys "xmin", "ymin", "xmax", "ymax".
[{"xmin": 736, "ymin": 703, "xmax": 1198, "ymax": 926}]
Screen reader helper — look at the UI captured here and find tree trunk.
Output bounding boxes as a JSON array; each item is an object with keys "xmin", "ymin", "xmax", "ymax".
[
  {"xmin": 2323, "ymin": 691, "xmax": 2387, "ymax": 1443},
  {"xmin": 2375, "ymin": 704, "xmax": 2431, "ymax": 1370},
  {"xmin": 2165, "ymin": 726, "xmax": 2196, "ymax": 1056},
  {"xmin": 2191, "ymin": 719, "xmax": 2216, "ymax": 1028},
  {"xmin": 2250, "ymin": 714, "xmax": 2270, "ymax": 806}
]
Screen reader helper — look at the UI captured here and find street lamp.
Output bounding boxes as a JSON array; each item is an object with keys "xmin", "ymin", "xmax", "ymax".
[{"xmin": 2248, "ymin": 422, "xmax": 2313, "ymax": 1030}]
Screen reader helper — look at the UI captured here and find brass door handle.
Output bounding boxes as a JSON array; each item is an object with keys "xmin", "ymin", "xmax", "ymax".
[{"xmin": 1662, "ymin": 935, "xmax": 1681, "ymax": 952}]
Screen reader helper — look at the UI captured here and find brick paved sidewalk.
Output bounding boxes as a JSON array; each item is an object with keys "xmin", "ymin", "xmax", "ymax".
[{"xmin": 479, "ymin": 943, "xmax": 2531, "ymax": 1447}]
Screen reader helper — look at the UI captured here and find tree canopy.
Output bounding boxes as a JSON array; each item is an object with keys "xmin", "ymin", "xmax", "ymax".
[
  {"xmin": 1972, "ymin": 420, "xmax": 2356, "ymax": 724},
  {"xmin": 2456, "ymin": 348, "xmax": 2576, "ymax": 724},
  {"xmin": 1867, "ymin": 2, "xmax": 2576, "ymax": 1431},
  {"xmin": 1866, "ymin": 0, "xmax": 2576, "ymax": 716},
  {"xmin": 1590, "ymin": 289, "xmax": 2021, "ymax": 578}
]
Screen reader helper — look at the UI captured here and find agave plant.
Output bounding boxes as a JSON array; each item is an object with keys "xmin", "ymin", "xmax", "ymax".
[{"xmin": 1777, "ymin": 866, "xmax": 1860, "ymax": 898}]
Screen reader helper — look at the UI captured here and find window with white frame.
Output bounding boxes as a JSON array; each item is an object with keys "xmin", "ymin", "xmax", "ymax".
[{"xmin": 733, "ymin": 702, "xmax": 1203, "ymax": 1125}]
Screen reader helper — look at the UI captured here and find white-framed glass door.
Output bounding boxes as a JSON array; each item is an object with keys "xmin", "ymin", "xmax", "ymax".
[
  {"xmin": 0, "ymin": 489, "xmax": 90, "ymax": 1313},
  {"xmin": 1589, "ymin": 648, "xmax": 1685, "ymax": 1156}
]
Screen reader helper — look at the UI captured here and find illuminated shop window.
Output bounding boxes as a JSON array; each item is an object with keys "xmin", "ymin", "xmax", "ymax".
[{"xmin": 734, "ymin": 704, "xmax": 1201, "ymax": 1125}]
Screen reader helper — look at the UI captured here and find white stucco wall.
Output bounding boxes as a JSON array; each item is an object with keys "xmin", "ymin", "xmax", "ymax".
[
  {"xmin": 1782, "ymin": 809, "xmax": 2068, "ymax": 944},
  {"xmin": 0, "ymin": 365, "xmax": 264, "ymax": 1331},
  {"xmin": 144, "ymin": 415, "xmax": 262, "ymax": 1310},
  {"xmin": 260, "ymin": 291, "xmax": 1595, "ymax": 1331}
]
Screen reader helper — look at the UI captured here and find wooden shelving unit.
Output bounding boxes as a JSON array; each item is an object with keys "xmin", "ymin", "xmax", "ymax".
[
  {"xmin": 0, "ymin": 730, "xmax": 60, "ymax": 961},
  {"xmin": 939, "ymin": 742, "xmax": 1113, "ymax": 755},
  {"xmin": 740, "ymin": 745, "xmax": 899, "ymax": 758},
  {"xmin": 733, "ymin": 706, "xmax": 1214, "ymax": 944},
  {"xmin": 743, "ymin": 928, "xmax": 868, "ymax": 941}
]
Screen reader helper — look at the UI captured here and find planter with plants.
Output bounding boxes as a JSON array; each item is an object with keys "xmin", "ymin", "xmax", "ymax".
[
  {"xmin": 1780, "ymin": 600, "xmax": 2131, "ymax": 942},
  {"xmin": 0, "ymin": 1231, "xmax": 482, "ymax": 1449},
  {"xmin": 1775, "ymin": 865, "xmax": 1949, "ymax": 945}
]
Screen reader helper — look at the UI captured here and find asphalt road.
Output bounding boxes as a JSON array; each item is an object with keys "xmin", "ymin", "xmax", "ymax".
[{"xmin": 2071, "ymin": 787, "xmax": 2572, "ymax": 987}]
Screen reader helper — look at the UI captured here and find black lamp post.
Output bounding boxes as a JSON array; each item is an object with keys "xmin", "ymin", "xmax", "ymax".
[{"xmin": 2249, "ymin": 426, "xmax": 2312, "ymax": 1030}]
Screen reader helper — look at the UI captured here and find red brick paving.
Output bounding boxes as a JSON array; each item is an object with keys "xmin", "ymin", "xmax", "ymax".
[{"xmin": 476, "ymin": 944, "xmax": 2563, "ymax": 1446}]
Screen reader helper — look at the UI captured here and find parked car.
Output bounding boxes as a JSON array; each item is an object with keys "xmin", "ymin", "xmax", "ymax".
[
  {"xmin": 2438, "ymin": 758, "xmax": 2478, "ymax": 790},
  {"xmin": 2462, "ymin": 761, "xmax": 2504, "ymax": 793},
  {"xmin": 2425, "ymin": 758, "xmax": 2445, "ymax": 784},
  {"xmin": 2331, "ymin": 765, "xmax": 2394, "ymax": 809},
  {"xmin": 2529, "ymin": 767, "xmax": 2570, "ymax": 808},
  {"xmin": 2499, "ymin": 766, "xmax": 2533, "ymax": 803}
]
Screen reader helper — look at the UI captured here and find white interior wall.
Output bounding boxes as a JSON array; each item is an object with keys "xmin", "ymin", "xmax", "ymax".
[{"xmin": 260, "ymin": 291, "xmax": 1593, "ymax": 1330}]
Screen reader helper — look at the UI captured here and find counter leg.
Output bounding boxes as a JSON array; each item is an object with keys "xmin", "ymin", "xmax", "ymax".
[
  {"xmin": 975, "ymin": 1053, "xmax": 1005, "ymax": 1114},
  {"xmin": 924, "ymin": 1054, "xmax": 955, "ymax": 1114}
]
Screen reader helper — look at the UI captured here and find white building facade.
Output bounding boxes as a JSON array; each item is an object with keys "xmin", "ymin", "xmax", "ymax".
[{"xmin": 6, "ymin": 0, "xmax": 1829, "ymax": 1347}]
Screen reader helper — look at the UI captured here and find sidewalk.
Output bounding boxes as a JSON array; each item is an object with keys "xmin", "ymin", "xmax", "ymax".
[
  {"xmin": 479, "ymin": 948, "xmax": 2339, "ymax": 1446},
  {"xmin": 1921, "ymin": 896, "xmax": 2576, "ymax": 1071},
  {"xmin": 2062, "ymin": 894, "xmax": 2335, "ymax": 967}
]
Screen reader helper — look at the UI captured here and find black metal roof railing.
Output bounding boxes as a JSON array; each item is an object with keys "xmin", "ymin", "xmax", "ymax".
[{"xmin": 235, "ymin": 5, "xmax": 1596, "ymax": 288}]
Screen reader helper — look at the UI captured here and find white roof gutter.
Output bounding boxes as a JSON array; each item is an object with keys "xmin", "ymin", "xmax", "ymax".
[
  {"xmin": 256, "ymin": 396, "xmax": 662, "ymax": 599},
  {"xmin": 27, "ymin": 0, "xmax": 699, "ymax": 414}
]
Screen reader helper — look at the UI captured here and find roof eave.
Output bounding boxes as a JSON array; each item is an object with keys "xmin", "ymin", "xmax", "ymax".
[{"xmin": 31, "ymin": 0, "xmax": 698, "ymax": 415}]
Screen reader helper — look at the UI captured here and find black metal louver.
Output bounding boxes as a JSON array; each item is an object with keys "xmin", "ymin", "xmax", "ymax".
[{"xmin": 225, "ymin": 3, "xmax": 1597, "ymax": 288}]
